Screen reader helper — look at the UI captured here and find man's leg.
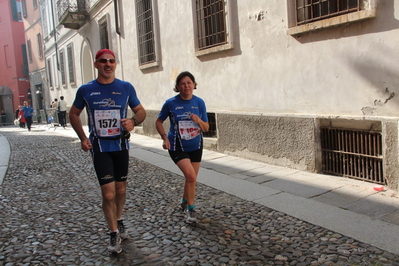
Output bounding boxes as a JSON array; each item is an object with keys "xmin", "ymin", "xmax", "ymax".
[
  {"xmin": 115, "ymin": 181, "xmax": 127, "ymax": 220},
  {"xmin": 62, "ymin": 111, "xmax": 66, "ymax": 126},
  {"xmin": 100, "ymin": 182, "xmax": 118, "ymax": 231},
  {"xmin": 112, "ymin": 150, "xmax": 129, "ymax": 240},
  {"xmin": 100, "ymin": 181, "xmax": 122, "ymax": 253}
]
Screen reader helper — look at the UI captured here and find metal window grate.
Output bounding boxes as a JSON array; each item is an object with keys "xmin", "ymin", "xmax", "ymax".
[
  {"xmin": 59, "ymin": 50, "xmax": 66, "ymax": 85},
  {"xmin": 67, "ymin": 44, "xmax": 75, "ymax": 84},
  {"xmin": 99, "ymin": 20, "xmax": 109, "ymax": 49},
  {"xmin": 27, "ymin": 39, "xmax": 32, "ymax": 63},
  {"xmin": 321, "ymin": 128, "xmax": 384, "ymax": 184},
  {"xmin": 196, "ymin": 0, "xmax": 227, "ymax": 50},
  {"xmin": 37, "ymin": 33, "xmax": 43, "ymax": 59},
  {"xmin": 203, "ymin": 112, "xmax": 217, "ymax": 138},
  {"xmin": 136, "ymin": 0, "xmax": 155, "ymax": 65},
  {"xmin": 296, "ymin": 0, "xmax": 361, "ymax": 26},
  {"xmin": 47, "ymin": 59, "xmax": 53, "ymax": 88}
]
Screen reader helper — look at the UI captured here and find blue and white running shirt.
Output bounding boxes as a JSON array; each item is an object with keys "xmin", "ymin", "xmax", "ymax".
[
  {"xmin": 72, "ymin": 78, "xmax": 141, "ymax": 152},
  {"xmin": 158, "ymin": 95, "xmax": 208, "ymax": 152}
]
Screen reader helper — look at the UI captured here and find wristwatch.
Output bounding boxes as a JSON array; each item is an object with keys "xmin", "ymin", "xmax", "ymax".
[{"xmin": 132, "ymin": 117, "xmax": 139, "ymax": 126}]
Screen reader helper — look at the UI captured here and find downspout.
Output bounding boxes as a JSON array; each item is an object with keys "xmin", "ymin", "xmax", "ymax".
[
  {"xmin": 114, "ymin": 0, "xmax": 120, "ymax": 35},
  {"xmin": 49, "ymin": 0, "xmax": 59, "ymax": 71},
  {"xmin": 114, "ymin": 0, "xmax": 124, "ymax": 80}
]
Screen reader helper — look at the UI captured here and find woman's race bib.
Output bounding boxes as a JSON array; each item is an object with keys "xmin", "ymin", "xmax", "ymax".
[
  {"xmin": 94, "ymin": 110, "xmax": 121, "ymax": 137},
  {"xmin": 179, "ymin": 120, "xmax": 200, "ymax": 140}
]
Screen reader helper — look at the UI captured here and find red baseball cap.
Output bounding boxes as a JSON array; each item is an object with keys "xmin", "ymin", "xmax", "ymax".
[{"xmin": 95, "ymin": 49, "xmax": 115, "ymax": 60}]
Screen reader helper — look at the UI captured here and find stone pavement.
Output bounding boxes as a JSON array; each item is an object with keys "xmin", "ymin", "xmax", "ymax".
[{"xmin": 1, "ymin": 124, "xmax": 399, "ymax": 265}]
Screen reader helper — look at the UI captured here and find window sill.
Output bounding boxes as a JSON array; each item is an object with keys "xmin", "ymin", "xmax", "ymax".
[
  {"xmin": 139, "ymin": 61, "xmax": 159, "ymax": 70},
  {"xmin": 195, "ymin": 43, "xmax": 234, "ymax": 57},
  {"xmin": 287, "ymin": 8, "xmax": 376, "ymax": 36}
]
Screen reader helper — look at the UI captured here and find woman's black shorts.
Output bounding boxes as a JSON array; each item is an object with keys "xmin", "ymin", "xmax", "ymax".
[{"xmin": 168, "ymin": 148, "xmax": 203, "ymax": 164}]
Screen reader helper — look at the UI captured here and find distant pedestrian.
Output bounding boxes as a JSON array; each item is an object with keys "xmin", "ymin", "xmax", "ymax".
[
  {"xmin": 1, "ymin": 110, "xmax": 6, "ymax": 126},
  {"xmin": 58, "ymin": 96, "xmax": 67, "ymax": 128},
  {"xmin": 15, "ymin": 106, "xmax": 20, "ymax": 120},
  {"xmin": 51, "ymin": 98, "xmax": 58, "ymax": 109},
  {"xmin": 51, "ymin": 98, "xmax": 59, "ymax": 124},
  {"xmin": 155, "ymin": 71, "xmax": 209, "ymax": 224},
  {"xmin": 22, "ymin": 101, "xmax": 34, "ymax": 131},
  {"xmin": 18, "ymin": 108, "xmax": 26, "ymax": 128},
  {"xmin": 69, "ymin": 49, "xmax": 146, "ymax": 254}
]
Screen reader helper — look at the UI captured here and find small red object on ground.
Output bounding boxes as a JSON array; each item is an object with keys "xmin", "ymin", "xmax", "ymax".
[{"xmin": 373, "ymin": 185, "xmax": 385, "ymax": 191}]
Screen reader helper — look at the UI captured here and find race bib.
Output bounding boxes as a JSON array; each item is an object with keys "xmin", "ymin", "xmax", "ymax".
[
  {"xmin": 94, "ymin": 110, "xmax": 121, "ymax": 137},
  {"xmin": 179, "ymin": 120, "xmax": 200, "ymax": 140}
]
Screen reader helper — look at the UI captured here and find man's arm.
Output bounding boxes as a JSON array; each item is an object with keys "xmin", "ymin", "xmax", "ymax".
[
  {"xmin": 121, "ymin": 104, "xmax": 146, "ymax": 132},
  {"xmin": 69, "ymin": 105, "xmax": 92, "ymax": 152}
]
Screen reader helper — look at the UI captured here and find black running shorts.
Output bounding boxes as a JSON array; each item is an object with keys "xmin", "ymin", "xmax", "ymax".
[
  {"xmin": 92, "ymin": 150, "xmax": 129, "ymax": 186},
  {"xmin": 168, "ymin": 148, "xmax": 203, "ymax": 164}
]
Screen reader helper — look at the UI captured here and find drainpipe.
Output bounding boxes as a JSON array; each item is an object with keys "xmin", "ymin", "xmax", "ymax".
[
  {"xmin": 114, "ymin": 0, "xmax": 120, "ymax": 35},
  {"xmin": 114, "ymin": 0, "xmax": 124, "ymax": 80},
  {"xmin": 49, "ymin": 0, "xmax": 59, "ymax": 71}
]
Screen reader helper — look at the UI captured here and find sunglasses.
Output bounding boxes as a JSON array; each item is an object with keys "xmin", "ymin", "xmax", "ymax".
[{"xmin": 96, "ymin": 58, "xmax": 116, "ymax": 64}]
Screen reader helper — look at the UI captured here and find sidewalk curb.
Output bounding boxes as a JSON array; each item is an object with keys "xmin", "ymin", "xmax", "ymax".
[{"xmin": 0, "ymin": 133, "xmax": 10, "ymax": 186}]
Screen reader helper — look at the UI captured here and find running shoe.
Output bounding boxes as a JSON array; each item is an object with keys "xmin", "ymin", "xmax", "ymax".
[
  {"xmin": 107, "ymin": 231, "xmax": 122, "ymax": 254},
  {"xmin": 180, "ymin": 201, "xmax": 188, "ymax": 212},
  {"xmin": 117, "ymin": 220, "xmax": 128, "ymax": 240},
  {"xmin": 186, "ymin": 209, "xmax": 198, "ymax": 224}
]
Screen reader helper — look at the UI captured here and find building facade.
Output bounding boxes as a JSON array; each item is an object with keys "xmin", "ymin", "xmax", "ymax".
[
  {"xmin": 41, "ymin": 0, "xmax": 399, "ymax": 191},
  {"xmin": 0, "ymin": 0, "xmax": 30, "ymax": 124},
  {"xmin": 22, "ymin": 0, "xmax": 47, "ymax": 122}
]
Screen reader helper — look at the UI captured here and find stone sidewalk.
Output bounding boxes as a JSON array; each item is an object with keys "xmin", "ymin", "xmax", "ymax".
[{"xmin": 42, "ymin": 125, "xmax": 399, "ymax": 255}]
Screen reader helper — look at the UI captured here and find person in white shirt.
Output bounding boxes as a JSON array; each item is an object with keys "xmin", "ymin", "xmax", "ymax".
[{"xmin": 58, "ymin": 96, "xmax": 68, "ymax": 128}]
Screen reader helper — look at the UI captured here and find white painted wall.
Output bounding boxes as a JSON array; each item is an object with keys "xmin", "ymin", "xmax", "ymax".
[{"xmin": 117, "ymin": 0, "xmax": 399, "ymax": 118}]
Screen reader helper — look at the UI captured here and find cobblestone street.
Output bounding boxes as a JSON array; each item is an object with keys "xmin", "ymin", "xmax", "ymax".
[{"xmin": 1, "ymin": 126, "xmax": 399, "ymax": 265}]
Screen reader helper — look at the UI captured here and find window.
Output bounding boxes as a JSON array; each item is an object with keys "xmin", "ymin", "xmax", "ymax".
[
  {"xmin": 59, "ymin": 49, "xmax": 66, "ymax": 85},
  {"xmin": 287, "ymin": 0, "xmax": 376, "ymax": 35},
  {"xmin": 203, "ymin": 112, "xmax": 217, "ymax": 138},
  {"xmin": 21, "ymin": 0, "xmax": 27, "ymax": 18},
  {"xmin": 11, "ymin": 0, "xmax": 23, "ymax": 21},
  {"xmin": 99, "ymin": 19, "xmax": 109, "ymax": 49},
  {"xmin": 4, "ymin": 45, "xmax": 11, "ymax": 67},
  {"xmin": 47, "ymin": 59, "xmax": 53, "ymax": 89},
  {"xmin": 27, "ymin": 39, "xmax": 32, "ymax": 63},
  {"xmin": 296, "ymin": 0, "xmax": 360, "ymax": 25},
  {"xmin": 52, "ymin": 54, "xmax": 59, "ymax": 89},
  {"xmin": 67, "ymin": 43, "xmax": 75, "ymax": 84},
  {"xmin": 21, "ymin": 44, "xmax": 28, "ymax": 76},
  {"xmin": 135, "ymin": 0, "xmax": 156, "ymax": 66},
  {"xmin": 40, "ymin": 4, "xmax": 48, "ymax": 37},
  {"xmin": 194, "ymin": 0, "xmax": 233, "ymax": 56},
  {"xmin": 37, "ymin": 33, "xmax": 43, "ymax": 59},
  {"xmin": 196, "ymin": 0, "xmax": 226, "ymax": 50},
  {"xmin": 33, "ymin": 0, "xmax": 38, "ymax": 10}
]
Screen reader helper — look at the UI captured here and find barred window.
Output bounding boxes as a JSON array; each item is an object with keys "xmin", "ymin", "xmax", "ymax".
[
  {"xmin": 196, "ymin": 0, "xmax": 227, "ymax": 50},
  {"xmin": 67, "ymin": 43, "xmax": 75, "ymax": 84},
  {"xmin": 21, "ymin": 0, "xmax": 27, "ymax": 18},
  {"xmin": 296, "ymin": 0, "xmax": 361, "ymax": 25},
  {"xmin": 99, "ymin": 20, "xmax": 109, "ymax": 49},
  {"xmin": 27, "ymin": 39, "xmax": 32, "ymax": 63},
  {"xmin": 59, "ymin": 49, "xmax": 66, "ymax": 85},
  {"xmin": 40, "ymin": 4, "xmax": 48, "ymax": 37},
  {"xmin": 47, "ymin": 59, "xmax": 53, "ymax": 89},
  {"xmin": 37, "ymin": 33, "xmax": 43, "ymax": 59},
  {"xmin": 135, "ymin": 0, "xmax": 156, "ymax": 65},
  {"xmin": 203, "ymin": 112, "xmax": 217, "ymax": 138}
]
